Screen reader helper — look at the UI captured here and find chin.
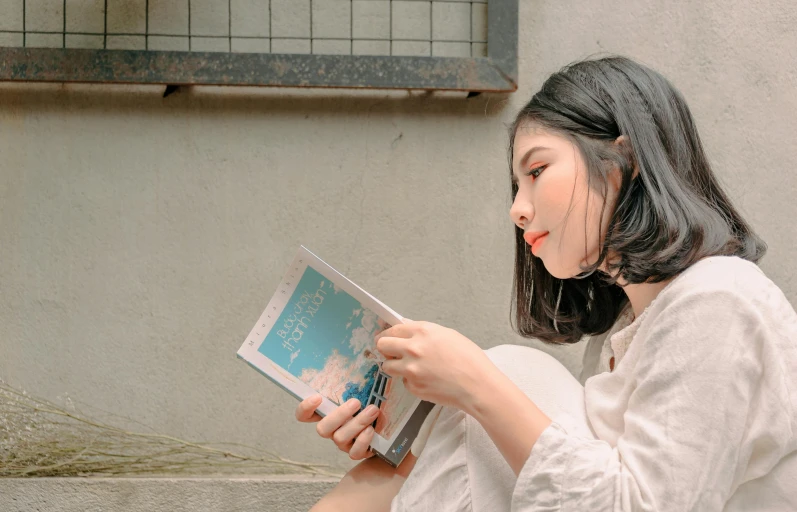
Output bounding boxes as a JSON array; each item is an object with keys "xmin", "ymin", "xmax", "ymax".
[
  {"xmin": 541, "ymin": 260, "xmax": 569, "ymax": 280},
  {"xmin": 542, "ymin": 259, "xmax": 583, "ymax": 280}
]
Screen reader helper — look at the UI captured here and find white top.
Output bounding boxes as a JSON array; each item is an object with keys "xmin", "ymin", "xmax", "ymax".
[{"xmin": 513, "ymin": 256, "xmax": 797, "ymax": 511}]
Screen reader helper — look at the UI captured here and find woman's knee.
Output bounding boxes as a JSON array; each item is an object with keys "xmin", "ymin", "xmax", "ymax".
[
  {"xmin": 484, "ymin": 344, "xmax": 584, "ymax": 415},
  {"xmin": 485, "ymin": 344, "xmax": 566, "ymax": 378}
]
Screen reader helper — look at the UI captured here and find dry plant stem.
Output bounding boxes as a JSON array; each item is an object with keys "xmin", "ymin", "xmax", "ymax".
[{"xmin": 0, "ymin": 381, "xmax": 343, "ymax": 478}]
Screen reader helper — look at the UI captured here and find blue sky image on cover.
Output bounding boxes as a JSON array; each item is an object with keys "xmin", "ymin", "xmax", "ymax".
[{"xmin": 258, "ymin": 266, "xmax": 386, "ymax": 405}]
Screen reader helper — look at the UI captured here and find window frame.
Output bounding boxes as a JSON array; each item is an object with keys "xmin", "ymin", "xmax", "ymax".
[{"xmin": 0, "ymin": 0, "xmax": 517, "ymax": 92}]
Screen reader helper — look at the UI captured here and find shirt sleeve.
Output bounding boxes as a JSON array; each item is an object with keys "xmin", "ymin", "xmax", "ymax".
[{"xmin": 511, "ymin": 288, "xmax": 785, "ymax": 511}]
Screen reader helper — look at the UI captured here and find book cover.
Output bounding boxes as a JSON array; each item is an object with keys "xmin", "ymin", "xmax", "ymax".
[{"xmin": 237, "ymin": 246, "xmax": 434, "ymax": 467}]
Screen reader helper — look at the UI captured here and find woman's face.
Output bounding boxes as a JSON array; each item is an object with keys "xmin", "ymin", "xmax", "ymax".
[{"xmin": 509, "ymin": 124, "xmax": 616, "ymax": 279}]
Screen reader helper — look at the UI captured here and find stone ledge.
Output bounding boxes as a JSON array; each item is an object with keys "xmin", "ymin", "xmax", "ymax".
[{"xmin": 0, "ymin": 475, "xmax": 340, "ymax": 512}]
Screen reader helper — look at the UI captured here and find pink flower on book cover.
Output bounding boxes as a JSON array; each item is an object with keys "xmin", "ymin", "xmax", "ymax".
[{"xmin": 299, "ymin": 350, "xmax": 365, "ymax": 405}]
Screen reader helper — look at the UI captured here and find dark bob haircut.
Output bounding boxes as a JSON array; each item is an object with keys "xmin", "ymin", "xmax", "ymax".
[{"xmin": 510, "ymin": 56, "xmax": 767, "ymax": 344}]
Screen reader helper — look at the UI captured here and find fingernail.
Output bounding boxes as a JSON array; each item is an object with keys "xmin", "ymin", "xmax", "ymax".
[
  {"xmin": 365, "ymin": 405, "xmax": 379, "ymax": 416},
  {"xmin": 347, "ymin": 398, "xmax": 360, "ymax": 407}
]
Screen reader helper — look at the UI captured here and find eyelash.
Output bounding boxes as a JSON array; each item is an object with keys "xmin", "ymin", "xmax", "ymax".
[{"xmin": 525, "ymin": 164, "xmax": 547, "ymax": 180}]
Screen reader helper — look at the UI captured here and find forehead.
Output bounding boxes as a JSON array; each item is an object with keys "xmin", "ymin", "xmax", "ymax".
[
  {"xmin": 512, "ymin": 123, "xmax": 571, "ymax": 165},
  {"xmin": 513, "ymin": 122, "xmax": 571, "ymax": 157}
]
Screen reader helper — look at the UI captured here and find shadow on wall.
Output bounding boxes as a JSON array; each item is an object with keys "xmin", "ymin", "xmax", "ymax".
[{"xmin": 0, "ymin": 82, "xmax": 515, "ymax": 120}]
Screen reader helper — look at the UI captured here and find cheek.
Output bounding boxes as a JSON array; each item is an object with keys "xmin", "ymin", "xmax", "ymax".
[
  {"xmin": 555, "ymin": 190, "xmax": 605, "ymax": 269},
  {"xmin": 587, "ymin": 189, "xmax": 612, "ymax": 239},
  {"xmin": 580, "ymin": 191, "xmax": 609, "ymax": 262}
]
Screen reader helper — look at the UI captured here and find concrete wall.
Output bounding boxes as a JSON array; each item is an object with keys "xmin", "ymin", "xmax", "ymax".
[
  {"xmin": 2, "ymin": 0, "xmax": 796, "ymax": 476},
  {"xmin": 0, "ymin": 476, "xmax": 338, "ymax": 511}
]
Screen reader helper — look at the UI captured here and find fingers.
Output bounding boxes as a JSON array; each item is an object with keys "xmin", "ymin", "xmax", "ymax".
[
  {"xmin": 376, "ymin": 322, "xmax": 414, "ymax": 342},
  {"xmin": 315, "ymin": 398, "xmax": 361, "ymax": 438},
  {"xmin": 375, "ymin": 336, "xmax": 406, "ymax": 359},
  {"xmin": 380, "ymin": 358, "xmax": 405, "ymax": 378},
  {"xmin": 349, "ymin": 426, "xmax": 376, "ymax": 460},
  {"xmin": 295, "ymin": 395, "xmax": 323, "ymax": 423},
  {"xmin": 331, "ymin": 404, "xmax": 380, "ymax": 450}
]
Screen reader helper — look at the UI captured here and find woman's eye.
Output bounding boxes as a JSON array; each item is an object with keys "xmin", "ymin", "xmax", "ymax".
[{"xmin": 526, "ymin": 165, "xmax": 547, "ymax": 179}]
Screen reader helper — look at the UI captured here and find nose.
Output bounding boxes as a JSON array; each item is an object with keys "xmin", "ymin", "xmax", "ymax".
[{"xmin": 509, "ymin": 191, "xmax": 533, "ymax": 231}]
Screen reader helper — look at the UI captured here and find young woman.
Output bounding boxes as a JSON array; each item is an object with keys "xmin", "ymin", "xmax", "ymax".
[{"xmin": 296, "ymin": 56, "xmax": 797, "ymax": 511}]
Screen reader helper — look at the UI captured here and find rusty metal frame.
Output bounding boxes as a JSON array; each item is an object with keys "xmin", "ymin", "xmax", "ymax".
[{"xmin": 0, "ymin": 0, "xmax": 517, "ymax": 92}]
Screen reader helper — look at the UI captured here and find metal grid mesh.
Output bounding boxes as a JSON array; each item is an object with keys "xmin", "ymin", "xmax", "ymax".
[{"xmin": 0, "ymin": 0, "xmax": 488, "ymax": 57}]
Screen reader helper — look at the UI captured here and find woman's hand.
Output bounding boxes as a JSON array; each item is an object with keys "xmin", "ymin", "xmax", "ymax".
[
  {"xmin": 375, "ymin": 320, "xmax": 496, "ymax": 412},
  {"xmin": 295, "ymin": 395, "xmax": 381, "ymax": 460}
]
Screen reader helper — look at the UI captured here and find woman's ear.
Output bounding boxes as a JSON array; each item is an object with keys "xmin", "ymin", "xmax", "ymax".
[
  {"xmin": 614, "ymin": 135, "xmax": 639, "ymax": 180},
  {"xmin": 606, "ymin": 163, "xmax": 624, "ymax": 195}
]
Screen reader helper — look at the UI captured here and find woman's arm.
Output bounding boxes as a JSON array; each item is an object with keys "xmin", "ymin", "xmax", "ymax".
[
  {"xmin": 376, "ymin": 321, "xmax": 553, "ymax": 474},
  {"xmin": 311, "ymin": 454, "xmax": 417, "ymax": 512},
  {"xmin": 460, "ymin": 364, "xmax": 552, "ymax": 475},
  {"xmin": 503, "ymin": 289, "xmax": 790, "ymax": 511},
  {"xmin": 377, "ymin": 289, "xmax": 792, "ymax": 510}
]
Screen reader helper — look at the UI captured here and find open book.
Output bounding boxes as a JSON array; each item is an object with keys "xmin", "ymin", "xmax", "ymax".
[{"xmin": 237, "ymin": 246, "xmax": 435, "ymax": 467}]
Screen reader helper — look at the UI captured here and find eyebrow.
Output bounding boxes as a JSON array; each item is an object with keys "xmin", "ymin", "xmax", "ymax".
[{"xmin": 512, "ymin": 146, "xmax": 551, "ymax": 183}]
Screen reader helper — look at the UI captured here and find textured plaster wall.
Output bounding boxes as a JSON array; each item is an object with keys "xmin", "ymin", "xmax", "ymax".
[{"xmin": 1, "ymin": 0, "xmax": 796, "ymax": 476}]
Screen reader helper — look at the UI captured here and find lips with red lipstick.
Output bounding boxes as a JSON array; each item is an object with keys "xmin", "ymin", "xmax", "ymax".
[{"xmin": 523, "ymin": 231, "xmax": 549, "ymax": 256}]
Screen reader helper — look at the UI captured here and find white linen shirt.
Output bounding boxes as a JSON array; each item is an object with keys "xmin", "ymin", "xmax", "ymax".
[{"xmin": 512, "ymin": 256, "xmax": 797, "ymax": 511}]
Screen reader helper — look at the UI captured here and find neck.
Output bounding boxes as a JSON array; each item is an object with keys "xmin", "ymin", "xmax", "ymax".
[
  {"xmin": 598, "ymin": 257, "xmax": 673, "ymax": 318},
  {"xmin": 620, "ymin": 279, "xmax": 672, "ymax": 318}
]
